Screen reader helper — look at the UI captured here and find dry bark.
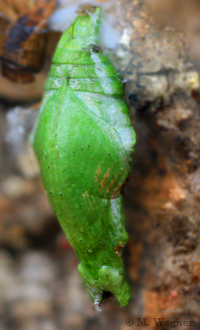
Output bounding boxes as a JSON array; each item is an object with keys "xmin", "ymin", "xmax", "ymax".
[{"xmin": 114, "ymin": 0, "xmax": 200, "ymax": 327}]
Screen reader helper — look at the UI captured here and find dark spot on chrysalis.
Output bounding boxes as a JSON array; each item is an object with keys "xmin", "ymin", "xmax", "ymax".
[{"xmin": 91, "ymin": 44, "xmax": 100, "ymax": 52}]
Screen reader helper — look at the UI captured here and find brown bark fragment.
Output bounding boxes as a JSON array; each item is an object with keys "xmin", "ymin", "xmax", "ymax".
[{"xmin": 115, "ymin": 0, "xmax": 200, "ymax": 324}]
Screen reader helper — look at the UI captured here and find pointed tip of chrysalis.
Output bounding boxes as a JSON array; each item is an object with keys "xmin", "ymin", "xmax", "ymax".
[{"xmin": 53, "ymin": 6, "xmax": 102, "ymax": 56}]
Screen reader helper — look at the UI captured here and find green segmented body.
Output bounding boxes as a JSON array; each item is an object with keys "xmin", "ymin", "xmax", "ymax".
[{"xmin": 32, "ymin": 7, "xmax": 136, "ymax": 307}]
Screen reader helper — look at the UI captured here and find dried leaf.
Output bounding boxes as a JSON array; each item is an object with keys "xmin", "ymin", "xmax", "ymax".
[
  {"xmin": 1, "ymin": 62, "xmax": 34, "ymax": 83},
  {"xmin": 0, "ymin": 0, "xmax": 57, "ymax": 83}
]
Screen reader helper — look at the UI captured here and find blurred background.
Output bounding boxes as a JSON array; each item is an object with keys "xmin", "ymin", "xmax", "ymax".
[{"xmin": 1, "ymin": 0, "xmax": 200, "ymax": 329}]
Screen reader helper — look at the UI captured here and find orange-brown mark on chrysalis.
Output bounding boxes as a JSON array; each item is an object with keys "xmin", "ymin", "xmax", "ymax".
[
  {"xmin": 113, "ymin": 242, "xmax": 124, "ymax": 256},
  {"xmin": 89, "ymin": 203, "xmax": 94, "ymax": 210},
  {"xmin": 99, "ymin": 168, "xmax": 111, "ymax": 191},
  {"xmin": 83, "ymin": 191, "xmax": 89, "ymax": 198},
  {"xmin": 106, "ymin": 176, "xmax": 118, "ymax": 194},
  {"xmin": 111, "ymin": 184, "xmax": 121, "ymax": 198},
  {"xmin": 95, "ymin": 165, "xmax": 101, "ymax": 183}
]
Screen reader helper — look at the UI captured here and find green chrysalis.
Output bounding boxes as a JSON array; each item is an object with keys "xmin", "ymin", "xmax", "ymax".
[{"xmin": 32, "ymin": 6, "xmax": 136, "ymax": 308}]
